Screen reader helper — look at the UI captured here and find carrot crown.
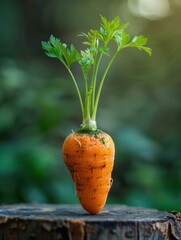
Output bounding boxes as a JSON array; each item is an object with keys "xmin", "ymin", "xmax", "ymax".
[{"xmin": 42, "ymin": 16, "xmax": 152, "ymax": 132}]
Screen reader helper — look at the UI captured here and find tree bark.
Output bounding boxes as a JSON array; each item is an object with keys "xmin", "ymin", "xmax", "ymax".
[{"xmin": 0, "ymin": 204, "xmax": 180, "ymax": 240}]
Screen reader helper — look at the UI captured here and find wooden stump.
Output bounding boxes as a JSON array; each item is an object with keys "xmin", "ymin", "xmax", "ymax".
[{"xmin": 0, "ymin": 204, "xmax": 180, "ymax": 240}]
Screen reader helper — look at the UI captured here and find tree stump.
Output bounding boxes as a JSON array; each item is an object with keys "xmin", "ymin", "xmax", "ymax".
[{"xmin": 0, "ymin": 204, "xmax": 180, "ymax": 240}]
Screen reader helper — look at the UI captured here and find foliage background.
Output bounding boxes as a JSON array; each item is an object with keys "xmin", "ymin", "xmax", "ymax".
[{"xmin": 0, "ymin": 0, "xmax": 181, "ymax": 211}]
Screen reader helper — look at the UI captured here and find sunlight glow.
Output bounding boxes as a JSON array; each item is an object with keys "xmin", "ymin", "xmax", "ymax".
[
  {"xmin": 128, "ymin": 0, "xmax": 171, "ymax": 20},
  {"xmin": 174, "ymin": 0, "xmax": 181, "ymax": 6}
]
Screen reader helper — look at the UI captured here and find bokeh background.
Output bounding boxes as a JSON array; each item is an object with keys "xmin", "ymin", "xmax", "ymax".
[{"xmin": 0, "ymin": 0, "xmax": 181, "ymax": 211}]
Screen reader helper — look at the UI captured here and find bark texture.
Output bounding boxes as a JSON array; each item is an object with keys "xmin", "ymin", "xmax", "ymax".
[{"xmin": 0, "ymin": 204, "xmax": 180, "ymax": 240}]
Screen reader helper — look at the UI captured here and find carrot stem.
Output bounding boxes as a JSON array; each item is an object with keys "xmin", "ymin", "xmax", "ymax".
[
  {"xmin": 66, "ymin": 67, "xmax": 85, "ymax": 119},
  {"xmin": 92, "ymin": 50, "xmax": 119, "ymax": 120},
  {"xmin": 90, "ymin": 53, "xmax": 103, "ymax": 115}
]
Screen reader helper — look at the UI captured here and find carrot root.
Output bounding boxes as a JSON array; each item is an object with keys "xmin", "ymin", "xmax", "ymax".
[{"xmin": 62, "ymin": 131, "xmax": 115, "ymax": 214}]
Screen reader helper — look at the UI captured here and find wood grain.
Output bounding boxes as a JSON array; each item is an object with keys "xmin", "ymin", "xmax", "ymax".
[{"xmin": 0, "ymin": 204, "xmax": 180, "ymax": 239}]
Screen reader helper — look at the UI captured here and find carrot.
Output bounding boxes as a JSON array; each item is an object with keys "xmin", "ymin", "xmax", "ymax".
[
  {"xmin": 62, "ymin": 131, "xmax": 115, "ymax": 214},
  {"xmin": 42, "ymin": 16, "xmax": 151, "ymax": 214}
]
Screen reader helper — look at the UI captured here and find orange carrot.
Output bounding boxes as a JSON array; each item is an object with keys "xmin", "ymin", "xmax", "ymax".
[
  {"xmin": 42, "ymin": 16, "xmax": 151, "ymax": 214},
  {"xmin": 62, "ymin": 131, "xmax": 115, "ymax": 214}
]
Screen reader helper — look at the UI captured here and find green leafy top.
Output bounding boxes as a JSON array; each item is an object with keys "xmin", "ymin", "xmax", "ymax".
[
  {"xmin": 42, "ymin": 35, "xmax": 78, "ymax": 67},
  {"xmin": 42, "ymin": 16, "xmax": 152, "ymax": 132}
]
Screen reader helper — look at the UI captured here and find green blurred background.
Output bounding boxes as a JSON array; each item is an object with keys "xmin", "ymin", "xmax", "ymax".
[{"xmin": 0, "ymin": 0, "xmax": 181, "ymax": 211}]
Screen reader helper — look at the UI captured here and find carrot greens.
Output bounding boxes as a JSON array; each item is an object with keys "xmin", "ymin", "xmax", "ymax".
[{"xmin": 42, "ymin": 16, "xmax": 152, "ymax": 132}]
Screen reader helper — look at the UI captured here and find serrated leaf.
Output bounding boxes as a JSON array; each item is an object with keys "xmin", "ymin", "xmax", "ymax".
[
  {"xmin": 122, "ymin": 32, "xmax": 131, "ymax": 46},
  {"xmin": 79, "ymin": 30, "xmax": 99, "ymax": 48},
  {"xmin": 49, "ymin": 34, "xmax": 60, "ymax": 48},
  {"xmin": 79, "ymin": 16, "xmax": 130, "ymax": 49},
  {"xmin": 100, "ymin": 27, "xmax": 105, "ymax": 35},
  {"xmin": 78, "ymin": 48, "xmax": 95, "ymax": 80},
  {"xmin": 42, "ymin": 35, "xmax": 79, "ymax": 67},
  {"xmin": 139, "ymin": 46, "xmax": 152, "ymax": 56},
  {"xmin": 114, "ymin": 31, "xmax": 130, "ymax": 49},
  {"xmin": 45, "ymin": 52, "xmax": 57, "ymax": 58},
  {"xmin": 83, "ymin": 41, "xmax": 92, "ymax": 46},
  {"xmin": 119, "ymin": 23, "xmax": 129, "ymax": 31},
  {"xmin": 132, "ymin": 35, "xmax": 147, "ymax": 46}
]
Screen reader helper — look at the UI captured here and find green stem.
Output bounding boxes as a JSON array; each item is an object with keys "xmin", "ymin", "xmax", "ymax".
[
  {"xmin": 66, "ymin": 67, "xmax": 85, "ymax": 119},
  {"xmin": 85, "ymin": 91, "xmax": 90, "ymax": 120},
  {"xmin": 80, "ymin": 52, "xmax": 104, "ymax": 131},
  {"xmin": 90, "ymin": 58, "xmax": 97, "ymax": 114},
  {"xmin": 81, "ymin": 90, "xmax": 97, "ymax": 131},
  {"xmin": 90, "ymin": 53, "xmax": 104, "ymax": 116},
  {"xmin": 92, "ymin": 50, "xmax": 119, "ymax": 120}
]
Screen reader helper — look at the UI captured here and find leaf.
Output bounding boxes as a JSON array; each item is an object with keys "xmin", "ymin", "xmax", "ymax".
[
  {"xmin": 79, "ymin": 30, "xmax": 99, "ymax": 48},
  {"xmin": 49, "ymin": 34, "xmax": 60, "ymax": 48},
  {"xmin": 114, "ymin": 30, "xmax": 130, "ymax": 49},
  {"xmin": 122, "ymin": 35, "xmax": 152, "ymax": 56},
  {"xmin": 132, "ymin": 35, "xmax": 148, "ymax": 46},
  {"xmin": 99, "ymin": 16, "xmax": 129, "ymax": 45},
  {"xmin": 138, "ymin": 46, "xmax": 152, "ymax": 56},
  {"xmin": 78, "ymin": 48, "xmax": 95, "ymax": 80},
  {"xmin": 45, "ymin": 52, "xmax": 57, "ymax": 58},
  {"xmin": 41, "ymin": 35, "xmax": 79, "ymax": 67},
  {"xmin": 42, "ymin": 41, "xmax": 57, "ymax": 58},
  {"xmin": 79, "ymin": 16, "xmax": 129, "ymax": 49}
]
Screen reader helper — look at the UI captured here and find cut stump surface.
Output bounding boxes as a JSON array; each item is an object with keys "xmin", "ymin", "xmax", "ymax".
[{"xmin": 0, "ymin": 204, "xmax": 180, "ymax": 240}]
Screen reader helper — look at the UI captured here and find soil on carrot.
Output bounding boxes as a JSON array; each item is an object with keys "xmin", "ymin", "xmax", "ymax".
[
  {"xmin": 76, "ymin": 128, "xmax": 103, "ymax": 135},
  {"xmin": 75, "ymin": 129, "xmax": 108, "ymax": 146}
]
